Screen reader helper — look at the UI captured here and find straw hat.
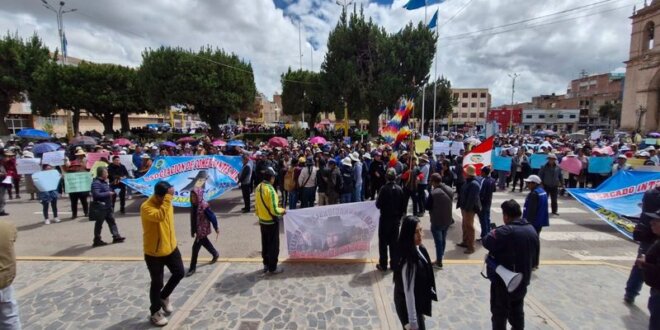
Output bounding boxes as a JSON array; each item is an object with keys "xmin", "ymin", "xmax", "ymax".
[
  {"xmin": 464, "ymin": 165, "xmax": 476, "ymax": 177},
  {"xmin": 341, "ymin": 157, "xmax": 353, "ymax": 167},
  {"xmin": 75, "ymin": 149, "xmax": 86, "ymax": 156}
]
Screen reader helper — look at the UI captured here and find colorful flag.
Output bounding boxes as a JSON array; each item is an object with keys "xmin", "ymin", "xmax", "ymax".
[
  {"xmin": 428, "ymin": 9, "xmax": 438, "ymax": 29},
  {"xmin": 403, "ymin": 0, "xmax": 445, "ymax": 10},
  {"xmin": 462, "ymin": 136, "xmax": 494, "ymax": 175}
]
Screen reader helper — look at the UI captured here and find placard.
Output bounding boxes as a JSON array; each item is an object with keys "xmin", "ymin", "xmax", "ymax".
[
  {"xmin": 17, "ymin": 158, "xmax": 42, "ymax": 174},
  {"xmin": 64, "ymin": 172, "xmax": 93, "ymax": 193},
  {"xmin": 627, "ymin": 158, "xmax": 647, "ymax": 168},
  {"xmin": 450, "ymin": 142, "xmax": 465, "ymax": 156},
  {"xmin": 588, "ymin": 156, "xmax": 614, "ymax": 174},
  {"xmin": 433, "ymin": 142, "xmax": 450, "ymax": 155},
  {"xmin": 31, "ymin": 169, "xmax": 61, "ymax": 192},
  {"xmin": 492, "ymin": 156, "xmax": 512, "ymax": 172},
  {"xmin": 42, "ymin": 150, "xmax": 66, "ymax": 166},
  {"xmin": 414, "ymin": 139, "xmax": 430, "ymax": 154},
  {"xmin": 645, "ymin": 138, "xmax": 657, "ymax": 146},
  {"xmin": 86, "ymin": 152, "xmax": 110, "ymax": 169},
  {"xmin": 530, "ymin": 154, "xmax": 549, "ymax": 169},
  {"xmin": 119, "ymin": 154, "xmax": 137, "ymax": 172}
]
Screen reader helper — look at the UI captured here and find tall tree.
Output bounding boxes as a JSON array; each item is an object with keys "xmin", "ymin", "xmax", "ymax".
[
  {"xmin": 140, "ymin": 46, "xmax": 256, "ymax": 136},
  {"xmin": 415, "ymin": 77, "xmax": 457, "ymax": 131},
  {"xmin": 281, "ymin": 68, "xmax": 325, "ymax": 128},
  {"xmin": 0, "ymin": 33, "xmax": 50, "ymax": 135}
]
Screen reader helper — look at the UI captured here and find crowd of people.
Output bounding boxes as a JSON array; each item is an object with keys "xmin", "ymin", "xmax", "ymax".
[{"xmin": 0, "ymin": 128, "xmax": 659, "ymax": 328}]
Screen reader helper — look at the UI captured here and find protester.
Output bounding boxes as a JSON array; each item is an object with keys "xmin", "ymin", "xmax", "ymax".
[
  {"xmin": 538, "ymin": 153, "xmax": 562, "ymax": 215},
  {"xmin": 238, "ymin": 154, "xmax": 252, "ymax": 213},
  {"xmin": 351, "ymin": 152, "xmax": 363, "ymax": 202},
  {"xmin": 483, "ymin": 200, "xmax": 539, "ymax": 330},
  {"xmin": 186, "ymin": 188, "xmax": 219, "ymax": 277},
  {"xmin": 636, "ymin": 209, "xmax": 660, "ymax": 329},
  {"xmin": 0, "ymin": 160, "xmax": 6, "ymax": 216},
  {"xmin": 108, "ymin": 155, "xmax": 129, "ymax": 214},
  {"xmin": 298, "ymin": 157, "xmax": 318, "ymax": 208},
  {"xmin": 457, "ymin": 165, "xmax": 481, "ymax": 254},
  {"xmin": 522, "ymin": 174, "xmax": 549, "ymax": 270},
  {"xmin": 38, "ymin": 164, "xmax": 60, "ymax": 225},
  {"xmin": 0, "ymin": 220, "xmax": 19, "ymax": 329},
  {"xmin": 316, "ymin": 158, "xmax": 329, "ymax": 206},
  {"xmin": 402, "ymin": 157, "xmax": 420, "ymax": 216},
  {"xmin": 478, "ymin": 166, "xmax": 496, "ymax": 242},
  {"xmin": 612, "ymin": 154, "xmax": 631, "ymax": 174},
  {"xmin": 134, "ymin": 154, "xmax": 152, "ymax": 179},
  {"xmin": 510, "ymin": 148, "xmax": 529, "ymax": 192},
  {"xmin": 141, "ymin": 181, "xmax": 184, "ymax": 327},
  {"xmin": 21, "ymin": 151, "xmax": 37, "ymax": 200},
  {"xmin": 325, "ymin": 159, "xmax": 341, "ymax": 205},
  {"xmin": 91, "ymin": 167, "xmax": 125, "ymax": 247},
  {"xmin": 284, "ymin": 158, "xmax": 299, "ymax": 209},
  {"xmin": 426, "ymin": 173, "xmax": 453, "ymax": 269},
  {"xmin": 339, "ymin": 157, "xmax": 354, "ymax": 203},
  {"xmin": 393, "ymin": 216, "xmax": 437, "ymax": 330},
  {"xmin": 369, "ymin": 152, "xmax": 386, "ymax": 200},
  {"xmin": 2, "ymin": 151, "xmax": 19, "ymax": 199},
  {"xmin": 375, "ymin": 168, "xmax": 406, "ymax": 272},
  {"xmin": 417, "ymin": 155, "xmax": 430, "ymax": 217},
  {"xmin": 64, "ymin": 160, "xmax": 89, "ymax": 219},
  {"xmin": 255, "ymin": 167, "xmax": 286, "ymax": 275}
]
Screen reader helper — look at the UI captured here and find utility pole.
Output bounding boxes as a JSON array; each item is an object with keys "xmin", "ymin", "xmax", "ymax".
[
  {"xmin": 337, "ymin": 0, "xmax": 353, "ymax": 137},
  {"xmin": 508, "ymin": 73, "xmax": 520, "ymax": 134},
  {"xmin": 310, "ymin": 46, "xmax": 314, "ymax": 71},
  {"xmin": 42, "ymin": 0, "xmax": 76, "ymax": 65},
  {"xmin": 298, "ymin": 21, "xmax": 303, "ymax": 71}
]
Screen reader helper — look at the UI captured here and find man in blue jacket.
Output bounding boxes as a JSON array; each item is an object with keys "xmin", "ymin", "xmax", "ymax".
[
  {"xmin": 522, "ymin": 175, "xmax": 548, "ymax": 269},
  {"xmin": 483, "ymin": 199, "xmax": 539, "ymax": 330}
]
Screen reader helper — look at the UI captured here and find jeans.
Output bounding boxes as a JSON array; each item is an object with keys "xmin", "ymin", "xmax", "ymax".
[
  {"xmin": 340, "ymin": 193, "xmax": 352, "ymax": 204},
  {"xmin": 491, "ymin": 281, "xmax": 526, "ymax": 330},
  {"xmin": 430, "ymin": 224, "xmax": 448, "ymax": 263},
  {"xmin": 496, "ymin": 171, "xmax": 507, "ymax": 190},
  {"xmin": 260, "ymin": 222, "xmax": 280, "ymax": 272},
  {"xmin": 545, "ymin": 186, "xmax": 559, "ymax": 214},
  {"xmin": 353, "ymin": 184, "xmax": 363, "ymax": 203},
  {"xmin": 0, "ymin": 285, "xmax": 20, "ymax": 330},
  {"xmin": 625, "ymin": 247, "xmax": 648, "ymax": 300},
  {"xmin": 189, "ymin": 236, "xmax": 218, "ymax": 271},
  {"xmin": 94, "ymin": 208, "xmax": 120, "ymax": 241},
  {"xmin": 378, "ymin": 220, "xmax": 400, "ymax": 270},
  {"xmin": 478, "ymin": 205, "xmax": 492, "ymax": 239},
  {"xmin": 416, "ymin": 184, "xmax": 427, "ymax": 215},
  {"xmin": 69, "ymin": 192, "xmax": 89, "ymax": 218},
  {"xmin": 144, "ymin": 248, "xmax": 185, "ymax": 315},
  {"xmin": 650, "ymin": 288, "xmax": 660, "ymax": 330},
  {"xmin": 41, "ymin": 200, "xmax": 58, "ymax": 220},
  {"xmin": 289, "ymin": 191, "xmax": 298, "ymax": 209},
  {"xmin": 301, "ymin": 187, "xmax": 316, "ymax": 208},
  {"xmin": 240, "ymin": 184, "xmax": 251, "ymax": 211}
]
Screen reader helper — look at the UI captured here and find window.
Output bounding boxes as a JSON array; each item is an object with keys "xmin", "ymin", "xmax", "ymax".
[
  {"xmin": 539, "ymin": 114, "xmax": 545, "ymax": 119},
  {"xmin": 453, "ymin": 93, "xmax": 459, "ymax": 99},
  {"xmin": 471, "ymin": 92, "xmax": 477, "ymax": 98},
  {"xmin": 479, "ymin": 113, "xmax": 485, "ymax": 118},
  {"xmin": 470, "ymin": 113, "xmax": 477, "ymax": 118},
  {"xmin": 549, "ymin": 115, "xmax": 554, "ymax": 118},
  {"xmin": 569, "ymin": 114, "xmax": 577, "ymax": 119},
  {"xmin": 644, "ymin": 21, "xmax": 655, "ymax": 51},
  {"xmin": 480, "ymin": 102, "xmax": 486, "ymax": 108},
  {"xmin": 481, "ymin": 92, "xmax": 487, "ymax": 98},
  {"xmin": 452, "ymin": 113, "xmax": 458, "ymax": 118},
  {"xmin": 461, "ymin": 113, "xmax": 468, "ymax": 118},
  {"xmin": 462, "ymin": 92, "xmax": 468, "ymax": 98},
  {"xmin": 462, "ymin": 102, "xmax": 468, "ymax": 108},
  {"xmin": 557, "ymin": 114, "xmax": 564, "ymax": 119},
  {"xmin": 526, "ymin": 115, "xmax": 533, "ymax": 119},
  {"xmin": 471, "ymin": 102, "xmax": 477, "ymax": 108}
]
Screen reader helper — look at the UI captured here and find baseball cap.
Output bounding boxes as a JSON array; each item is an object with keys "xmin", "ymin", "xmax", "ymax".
[
  {"xmin": 524, "ymin": 175, "xmax": 542, "ymax": 184},
  {"xmin": 154, "ymin": 181, "xmax": 173, "ymax": 197}
]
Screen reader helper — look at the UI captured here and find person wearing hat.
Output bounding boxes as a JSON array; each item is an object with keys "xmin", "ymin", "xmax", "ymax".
[
  {"xmin": 612, "ymin": 154, "xmax": 632, "ymax": 175},
  {"xmin": 368, "ymin": 152, "xmax": 386, "ymax": 200},
  {"xmin": 141, "ymin": 181, "xmax": 182, "ymax": 327},
  {"xmin": 63, "ymin": 159, "xmax": 90, "ymax": 219},
  {"xmin": 325, "ymin": 159, "xmax": 342, "ymax": 205},
  {"xmin": 538, "ymin": 153, "xmax": 562, "ymax": 215},
  {"xmin": 340, "ymin": 157, "xmax": 355, "ymax": 204},
  {"xmin": 21, "ymin": 151, "xmax": 38, "ymax": 200},
  {"xmin": 297, "ymin": 157, "xmax": 318, "ymax": 208},
  {"xmin": 522, "ymin": 174, "xmax": 548, "ymax": 270},
  {"xmin": 648, "ymin": 146, "xmax": 659, "ymax": 166},
  {"xmin": 456, "ymin": 164, "xmax": 481, "ymax": 254},
  {"xmin": 132, "ymin": 145, "xmax": 144, "ymax": 171},
  {"xmin": 255, "ymin": 167, "xmax": 286, "ymax": 276},
  {"xmin": 135, "ymin": 154, "xmax": 152, "ymax": 179},
  {"xmin": 350, "ymin": 152, "xmax": 363, "ymax": 203},
  {"xmin": 634, "ymin": 209, "xmax": 660, "ymax": 328},
  {"xmin": 416, "ymin": 154, "xmax": 431, "ymax": 217},
  {"xmin": 375, "ymin": 168, "xmax": 407, "ymax": 271},
  {"xmin": 2, "ymin": 150, "xmax": 19, "ymax": 200}
]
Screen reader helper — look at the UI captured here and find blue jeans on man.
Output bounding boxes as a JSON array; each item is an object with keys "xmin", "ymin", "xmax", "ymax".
[
  {"xmin": 625, "ymin": 246, "xmax": 648, "ymax": 302},
  {"xmin": 0, "ymin": 285, "xmax": 20, "ymax": 330},
  {"xmin": 430, "ymin": 224, "xmax": 448, "ymax": 264},
  {"xmin": 353, "ymin": 185, "xmax": 362, "ymax": 203},
  {"xmin": 478, "ymin": 203, "xmax": 492, "ymax": 239},
  {"xmin": 289, "ymin": 190, "xmax": 298, "ymax": 210},
  {"xmin": 340, "ymin": 193, "xmax": 353, "ymax": 204}
]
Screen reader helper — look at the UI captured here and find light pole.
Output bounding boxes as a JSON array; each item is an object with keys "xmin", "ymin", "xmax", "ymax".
[
  {"xmin": 508, "ymin": 73, "xmax": 519, "ymax": 134},
  {"xmin": 42, "ymin": 0, "xmax": 77, "ymax": 65},
  {"xmin": 336, "ymin": 0, "xmax": 353, "ymax": 138}
]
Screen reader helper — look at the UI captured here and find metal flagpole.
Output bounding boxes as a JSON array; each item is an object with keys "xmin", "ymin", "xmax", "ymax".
[
  {"xmin": 421, "ymin": 0, "xmax": 427, "ymax": 137},
  {"xmin": 432, "ymin": 10, "xmax": 439, "ymax": 139}
]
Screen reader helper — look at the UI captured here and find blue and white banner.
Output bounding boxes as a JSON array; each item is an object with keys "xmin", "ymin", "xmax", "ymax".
[
  {"xmin": 123, "ymin": 156, "xmax": 242, "ymax": 207},
  {"xmin": 567, "ymin": 170, "xmax": 660, "ymax": 240}
]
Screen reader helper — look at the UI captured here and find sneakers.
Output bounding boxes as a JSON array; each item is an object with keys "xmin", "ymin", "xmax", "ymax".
[
  {"xmin": 433, "ymin": 262, "xmax": 443, "ymax": 269},
  {"xmin": 0, "ymin": 212, "xmax": 8, "ymax": 216},
  {"xmin": 150, "ymin": 311, "xmax": 168, "ymax": 327},
  {"xmin": 186, "ymin": 268, "xmax": 196, "ymax": 277},
  {"xmin": 623, "ymin": 296, "xmax": 635, "ymax": 305},
  {"xmin": 464, "ymin": 249, "xmax": 475, "ymax": 254},
  {"xmin": 161, "ymin": 298, "xmax": 173, "ymax": 314},
  {"xmin": 92, "ymin": 240, "xmax": 108, "ymax": 247},
  {"xmin": 53, "ymin": 217, "xmax": 61, "ymax": 223},
  {"xmin": 44, "ymin": 219, "xmax": 51, "ymax": 225}
]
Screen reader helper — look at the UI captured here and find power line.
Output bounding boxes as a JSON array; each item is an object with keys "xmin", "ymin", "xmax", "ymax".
[{"xmin": 439, "ymin": 0, "xmax": 475, "ymax": 28}]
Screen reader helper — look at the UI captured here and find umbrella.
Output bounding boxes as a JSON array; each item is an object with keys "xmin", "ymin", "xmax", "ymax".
[
  {"xmin": 268, "ymin": 136, "xmax": 288, "ymax": 148},
  {"xmin": 649, "ymin": 132, "xmax": 660, "ymax": 138},
  {"xmin": 309, "ymin": 136, "xmax": 327, "ymax": 145},
  {"xmin": 160, "ymin": 141, "xmax": 177, "ymax": 148},
  {"xmin": 177, "ymin": 136, "xmax": 197, "ymax": 144},
  {"xmin": 114, "ymin": 138, "xmax": 131, "ymax": 146},
  {"xmin": 212, "ymin": 140, "xmax": 227, "ymax": 147},
  {"xmin": 69, "ymin": 136, "xmax": 97, "ymax": 146},
  {"xmin": 227, "ymin": 140, "xmax": 245, "ymax": 148},
  {"xmin": 33, "ymin": 142, "xmax": 61, "ymax": 155},
  {"xmin": 16, "ymin": 128, "xmax": 50, "ymax": 139}
]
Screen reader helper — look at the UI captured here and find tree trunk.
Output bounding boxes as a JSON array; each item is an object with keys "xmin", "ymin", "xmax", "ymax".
[
  {"xmin": 101, "ymin": 114, "xmax": 115, "ymax": 135},
  {"xmin": 368, "ymin": 107, "xmax": 380, "ymax": 137},
  {"xmin": 0, "ymin": 96, "xmax": 11, "ymax": 136},
  {"xmin": 72, "ymin": 109, "xmax": 81, "ymax": 135},
  {"xmin": 120, "ymin": 112, "xmax": 130, "ymax": 133}
]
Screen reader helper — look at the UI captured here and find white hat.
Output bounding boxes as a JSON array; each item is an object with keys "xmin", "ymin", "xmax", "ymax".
[
  {"xmin": 617, "ymin": 154, "xmax": 627, "ymax": 159},
  {"xmin": 640, "ymin": 151, "xmax": 650, "ymax": 157},
  {"xmin": 363, "ymin": 153, "xmax": 372, "ymax": 160},
  {"xmin": 646, "ymin": 146, "xmax": 656, "ymax": 151},
  {"xmin": 524, "ymin": 175, "xmax": 542, "ymax": 184},
  {"xmin": 547, "ymin": 153, "xmax": 557, "ymax": 159},
  {"xmin": 151, "ymin": 146, "xmax": 158, "ymax": 150},
  {"xmin": 341, "ymin": 157, "xmax": 353, "ymax": 167},
  {"xmin": 349, "ymin": 152, "xmax": 359, "ymax": 162},
  {"xmin": 141, "ymin": 154, "xmax": 151, "ymax": 159},
  {"xmin": 119, "ymin": 150, "xmax": 127, "ymax": 155},
  {"xmin": 22, "ymin": 151, "xmax": 34, "ymax": 158}
]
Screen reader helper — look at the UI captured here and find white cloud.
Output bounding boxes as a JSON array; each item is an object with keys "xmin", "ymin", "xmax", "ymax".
[{"xmin": 0, "ymin": 0, "xmax": 635, "ymax": 107}]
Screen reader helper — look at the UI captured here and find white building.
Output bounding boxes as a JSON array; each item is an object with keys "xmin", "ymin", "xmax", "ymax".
[{"xmin": 522, "ymin": 109, "xmax": 580, "ymax": 133}]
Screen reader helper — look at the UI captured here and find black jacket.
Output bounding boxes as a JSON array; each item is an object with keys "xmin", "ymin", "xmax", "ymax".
[
  {"xmin": 107, "ymin": 163, "xmax": 128, "ymax": 185},
  {"xmin": 393, "ymin": 245, "xmax": 438, "ymax": 317},
  {"xmin": 633, "ymin": 187, "xmax": 660, "ymax": 250},
  {"xmin": 483, "ymin": 218, "xmax": 539, "ymax": 297},
  {"xmin": 376, "ymin": 181, "xmax": 407, "ymax": 222},
  {"xmin": 457, "ymin": 177, "xmax": 481, "ymax": 213},
  {"xmin": 643, "ymin": 239, "xmax": 660, "ymax": 290}
]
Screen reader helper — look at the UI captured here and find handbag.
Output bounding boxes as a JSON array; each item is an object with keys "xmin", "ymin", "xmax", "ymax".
[
  {"xmin": 89, "ymin": 201, "xmax": 107, "ymax": 221},
  {"xmin": 259, "ymin": 185, "xmax": 281, "ymax": 223}
]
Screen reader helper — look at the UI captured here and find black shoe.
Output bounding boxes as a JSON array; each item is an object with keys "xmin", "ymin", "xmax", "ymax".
[
  {"xmin": 476, "ymin": 238, "xmax": 483, "ymax": 242},
  {"xmin": 16, "ymin": 195, "xmax": 21, "ymax": 199},
  {"xmin": 552, "ymin": 212, "xmax": 559, "ymax": 216},
  {"xmin": 0, "ymin": 212, "xmax": 9, "ymax": 216},
  {"xmin": 112, "ymin": 236, "xmax": 126, "ymax": 243},
  {"xmin": 71, "ymin": 215, "xmax": 77, "ymax": 220},
  {"xmin": 433, "ymin": 261, "xmax": 443, "ymax": 269},
  {"xmin": 210, "ymin": 254, "xmax": 218, "ymax": 264},
  {"xmin": 262, "ymin": 265, "xmax": 268, "ymax": 273},
  {"xmin": 456, "ymin": 242, "xmax": 468, "ymax": 248},
  {"xmin": 120, "ymin": 209, "xmax": 126, "ymax": 214},
  {"xmin": 93, "ymin": 240, "xmax": 108, "ymax": 247},
  {"xmin": 186, "ymin": 268, "xmax": 196, "ymax": 277},
  {"xmin": 242, "ymin": 209, "xmax": 250, "ymax": 213},
  {"xmin": 376, "ymin": 264, "xmax": 387, "ymax": 272}
]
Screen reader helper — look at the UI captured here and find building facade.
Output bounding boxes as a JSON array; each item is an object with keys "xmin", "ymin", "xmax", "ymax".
[
  {"xmin": 446, "ymin": 88, "xmax": 491, "ymax": 129},
  {"xmin": 521, "ymin": 109, "xmax": 580, "ymax": 133},
  {"xmin": 487, "ymin": 107, "xmax": 522, "ymax": 133},
  {"xmin": 622, "ymin": 1, "xmax": 660, "ymax": 132},
  {"xmin": 255, "ymin": 93, "xmax": 282, "ymax": 125}
]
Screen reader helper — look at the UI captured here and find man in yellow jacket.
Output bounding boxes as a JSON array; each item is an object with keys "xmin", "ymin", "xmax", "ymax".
[
  {"xmin": 141, "ymin": 181, "xmax": 184, "ymax": 327},
  {"xmin": 255, "ymin": 167, "xmax": 286, "ymax": 275}
]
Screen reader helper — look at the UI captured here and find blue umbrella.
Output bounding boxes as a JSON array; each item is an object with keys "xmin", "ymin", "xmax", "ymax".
[
  {"xmin": 160, "ymin": 141, "xmax": 177, "ymax": 148},
  {"xmin": 16, "ymin": 128, "xmax": 50, "ymax": 139},
  {"xmin": 33, "ymin": 142, "xmax": 61, "ymax": 155},
  {"xmin": 227, "ymin": 140, "xmax": 245, "ymax": 147}
]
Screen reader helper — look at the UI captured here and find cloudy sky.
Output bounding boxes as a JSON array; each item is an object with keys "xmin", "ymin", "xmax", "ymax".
[{"xmin": 0, "ymin": 0, "xmax": 637, "ymax": 106}]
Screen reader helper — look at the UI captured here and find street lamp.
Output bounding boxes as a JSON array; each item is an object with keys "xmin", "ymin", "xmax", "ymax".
[
  {"xmin": 508, "ymin": 73, "xmax": 520, "ymax": 134},
  {"xmin": 42, "ymin": 0, "xmax": 77, "ymax": 65}
]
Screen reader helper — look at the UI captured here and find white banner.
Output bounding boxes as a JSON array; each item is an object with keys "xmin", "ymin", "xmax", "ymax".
[
  {"xmin": 42, "ymin": 150, "xmax": 65, "ymax": 166},
  {"xmin": 284, "ymin": 201, "xmax": 379, "ymax": 259},
  {"xmin": 17, "ymin": 158, "xmax": 42, "ymax": 174}
]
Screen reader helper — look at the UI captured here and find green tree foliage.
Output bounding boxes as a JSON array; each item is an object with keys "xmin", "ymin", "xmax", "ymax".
[
  {"xmin": 598, "ymin": 101, "xmax": 622, "ymax": 123},
  {"xmin": 281, "ymin": 68, "xmax": 325, "ymax": 128},
  {"xmin": 320, "ymin": 7, "xmax": 436, "ymax": 135},
  {"xmin": 0, "ymin": 33, "xmax": 50, "ymax": 135},
  {"xmin": 415, "ymin": 77, "xmax": 457, "ymax": 131},
  {"xmin": 139, "ymin": 46, "xmax": 256, "ymax": 136}
]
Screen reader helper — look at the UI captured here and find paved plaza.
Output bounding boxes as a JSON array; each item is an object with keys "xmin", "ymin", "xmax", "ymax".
[{"xmin": 2, "ymin": 189, "xmax": 654, "ymax": 329}]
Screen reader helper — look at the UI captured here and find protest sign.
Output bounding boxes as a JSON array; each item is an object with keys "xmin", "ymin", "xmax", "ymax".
[
  {"xmin": 42, "ymin": 150, "xmax": 65, "ymax": 166},
  {"xmin": 64, "ymin": 172, "xmax": 93, "ymax": 193},
  {"xmin": 119, "ymin": 155, "xmax": 137, "ymax": 172},
  {"xmin": 588, "ymin": 157, "xmax": 614, "ymax": 174},
  {"xmin": 627, "ymin": 158, "xmax": 647, "ymax": 168},
  {"xmin": 590, "ymin": 130, "xmax": 602, "ymax": 140},
  {"xmin": 450, "ymin": 142, "xmax": 464, "ymax": 156},
  {"xmin": 492, "ymin": 155, "xmax": 512, "ymax": 172},
  {"xmin": 433, "ymin": 142, "xmax": 451, "ymax": 155},
  {"xmin": 86, "ymin": 152, "xmax": 110, "ymax": 169},
  {"xmin": 123, "ymin": 155, "xmax": 242, "ymax": 207},
  {"xmin": 284, "ymin": 201, "xmax": 379, "ymax": 259},
  {"xmin": 568, "ymin": 170, "xmax": 660, "ymax": 240},
  {"xmin": 645, "ymin": 138, "xmax": 657, "ymax": 146},
  {"xmin": 530, "ymin": 154, "xmax": 548, "ymax": 169},
  {"xmin": 414, "ymin": 138, "xmax": 430, "ymax": 154},
  {"xmin": 559, "ymin": 157, "xmax": 582, "ymax": 175},
  {"xmin": 17, "ymin": 158, "xmax": 42, "ymax": 174},
  {"xmin": 31, "ymin": 170, "xmax": 61, "ymax": 192}
]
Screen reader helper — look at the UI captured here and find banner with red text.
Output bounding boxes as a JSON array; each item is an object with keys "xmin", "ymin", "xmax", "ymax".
[{"xmin": 284, "ymin": 201, "xmax": 379, "ymax": 259}]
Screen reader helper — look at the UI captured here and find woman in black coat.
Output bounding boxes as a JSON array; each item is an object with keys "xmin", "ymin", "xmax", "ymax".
[{"xmin": 394, "ymin": 216, "xmax": 438, "ymax": 330}]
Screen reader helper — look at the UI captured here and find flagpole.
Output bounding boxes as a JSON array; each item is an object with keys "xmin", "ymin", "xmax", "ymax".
[
  {"xmin": 432, "ymin": 9, "xmax": 439, "ymax": 139},
  {"xmin": 421, "ymin": 0, "xmax": 427, "ymax": 139}
]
